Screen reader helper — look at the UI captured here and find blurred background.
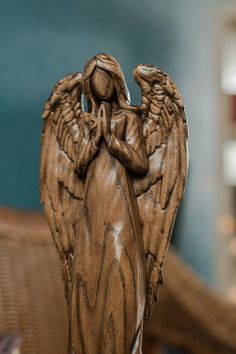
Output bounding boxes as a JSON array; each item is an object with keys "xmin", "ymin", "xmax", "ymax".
[{"xmin": 1, "ymin": 0, "xmax": 236, "ymax": 353}]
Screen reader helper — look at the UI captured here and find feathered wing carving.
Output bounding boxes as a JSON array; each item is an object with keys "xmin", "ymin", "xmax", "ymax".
[
  {"xmin": 40, "ymin": 72, "xmax": 84, "ymax": 300},
  {"xmin": 133, "ymin": 64, "xmax": 188, "ymax": 320}
]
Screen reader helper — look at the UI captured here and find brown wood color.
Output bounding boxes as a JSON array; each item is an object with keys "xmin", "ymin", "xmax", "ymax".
[
  {"xmin": 2, "ymin": 207, "xmax": 236, "ymax": 354},
  {"xmin": 40, "ymin": 53, "xmax": 188, "ymax": 353}
]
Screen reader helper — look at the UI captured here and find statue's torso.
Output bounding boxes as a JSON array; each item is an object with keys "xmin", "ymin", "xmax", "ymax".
[{"xmin": 71, "ymin": 109, "xmax": 145, "ymax": 354}]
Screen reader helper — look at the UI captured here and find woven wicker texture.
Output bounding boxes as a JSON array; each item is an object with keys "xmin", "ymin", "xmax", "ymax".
[
  {"xmin": 0, "ymin": 208, "xmax": 67, "ymax": 354},
  {"xmin": 1, "ymin": 207, "xmax": 236, "ymax": 354},
  {"xmin": 145, "ymin": 248, "xmax": 236, "ymax": 354}
]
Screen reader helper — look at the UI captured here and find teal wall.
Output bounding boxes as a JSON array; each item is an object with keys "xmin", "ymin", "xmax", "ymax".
[
  {"xmin": 1, "ymin": 0, "xmax": 236, "ymax": 284},
  {"xmin": 0, "ymin": 0, "xmax": 178, "ymax": 210}
]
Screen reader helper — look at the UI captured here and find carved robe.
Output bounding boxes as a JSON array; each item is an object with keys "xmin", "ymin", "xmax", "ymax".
[{"xmin": 71, "ymin": 110, "xmax": 148, "ymax": 354}]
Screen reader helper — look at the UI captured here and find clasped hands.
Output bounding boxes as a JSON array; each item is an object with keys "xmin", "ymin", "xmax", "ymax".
[{"xmin": 93, "ymin": 102, "xmax": 111, "ymax": 146}]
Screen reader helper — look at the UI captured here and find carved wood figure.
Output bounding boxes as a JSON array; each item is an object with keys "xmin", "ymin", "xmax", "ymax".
[{"xmin": 40, "ymin": 53, "xmax": 188, "ymax": 354}]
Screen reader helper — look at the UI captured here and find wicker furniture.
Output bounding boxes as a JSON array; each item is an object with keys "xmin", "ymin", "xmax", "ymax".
[
  {"xmin": 1, "ymin": 206, "xmax": 236, "ymax": 354},
  {"xmin": 0, "ymin": 207, "xmax": 67, "ymax": 354}
]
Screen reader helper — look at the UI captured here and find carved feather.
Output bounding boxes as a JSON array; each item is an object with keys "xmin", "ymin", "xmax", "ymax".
[
  {"xmin": 40, "ymin": 72, "xmax": 84, "ymax": 302},
  {"xmin": 133, "ymin": 64, "xmax": 188, "ymax": 320}
]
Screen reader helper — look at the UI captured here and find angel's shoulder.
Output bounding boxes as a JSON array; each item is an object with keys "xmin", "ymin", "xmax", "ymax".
[{"xmin": 115, "ymin": 109, "xmax": 140, "ymax": 123}]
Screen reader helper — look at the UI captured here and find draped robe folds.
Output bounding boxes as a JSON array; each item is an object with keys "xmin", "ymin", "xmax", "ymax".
[{"xmin": 71, "ymin": 109, "xmax": 148, "ymax": 354}]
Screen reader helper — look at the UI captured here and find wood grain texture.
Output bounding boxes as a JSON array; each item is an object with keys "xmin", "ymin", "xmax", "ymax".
[
  {"xmin": 40, "ymin": 53, "xmax": 188, "ymax": 353},
  {"xmin": 4, "ymin": 208, "xmax": 236, "ymax": 354}
]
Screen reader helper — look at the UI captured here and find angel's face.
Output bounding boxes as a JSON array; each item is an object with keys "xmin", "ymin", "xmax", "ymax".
[{"xmin": 91, "ymin": 67, "xmax": 116, "ymax": 101}]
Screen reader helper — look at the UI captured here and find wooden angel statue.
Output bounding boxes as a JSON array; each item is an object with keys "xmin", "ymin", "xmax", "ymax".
[{"xmin": 40, "ymin": 53, "xmax": 188, "ymax": 354}]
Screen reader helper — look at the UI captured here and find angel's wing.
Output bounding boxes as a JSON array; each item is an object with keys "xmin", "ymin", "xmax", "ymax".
[
  {"xmin": 40, "ymin": 72, "xmax": 84, "ymax": 299},
  {"xmin": 133, "ymin": 64, "xmax": 188, "ymax": 320}
]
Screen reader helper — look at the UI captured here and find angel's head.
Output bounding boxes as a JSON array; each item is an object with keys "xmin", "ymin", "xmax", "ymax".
[
  {"xmin": 90, "ymin": 67, "xmax": 116, "ymax": 102},
  {"xmin": 82, "ymin": 53, "xmax": 137, "ymax": 114}
]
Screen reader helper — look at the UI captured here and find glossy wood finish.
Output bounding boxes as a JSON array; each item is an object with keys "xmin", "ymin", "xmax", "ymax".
[
  {"xmin": 40, "ymin": 53, "xmax": 188, "ymax": 353},
  {"xmin": 3, "ymin": 207, "xmax": 236, "ymax": 354}
]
